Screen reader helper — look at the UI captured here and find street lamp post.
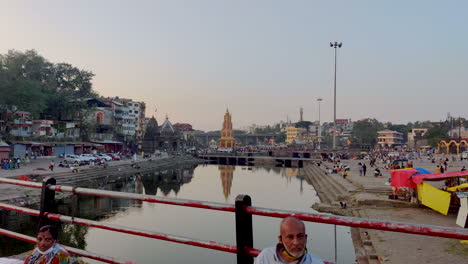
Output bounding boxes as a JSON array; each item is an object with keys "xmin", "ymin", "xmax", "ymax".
[
  {"xmin": 317, "ymin": 98, "xmax": 323, "ymax": 150},
  {"xmin": 330, "ymin": 41, "xmax": 342, "ymax": 150}
]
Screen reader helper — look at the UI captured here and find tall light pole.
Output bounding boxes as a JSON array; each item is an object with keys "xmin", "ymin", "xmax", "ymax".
[
  {"xmin": 330, "ymin": 41, "xmax": 342, "ymax": 150},
  {"xmin": 317, "ymin": 98, "xmax": 323, "ymax": 150}
]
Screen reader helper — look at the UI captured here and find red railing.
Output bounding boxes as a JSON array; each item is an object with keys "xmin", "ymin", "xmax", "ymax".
[{"xmin": 0, "ymin": 177, "xmax": 467, "ymax": 264}]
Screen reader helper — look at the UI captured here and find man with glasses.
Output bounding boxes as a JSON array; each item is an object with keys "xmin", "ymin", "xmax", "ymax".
[{"xmin": 255, "ymin": 216, "xmax": 324, "ymax": 264}]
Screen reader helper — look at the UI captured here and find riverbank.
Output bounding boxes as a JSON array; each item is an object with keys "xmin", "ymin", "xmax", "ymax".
[
  {"xmin": 0, "ymin": 155, "xmax": 203, "ymax": 206},
  {"xmin": 305, "ymin": 155, "xmax": 468, "ymax": 264}
]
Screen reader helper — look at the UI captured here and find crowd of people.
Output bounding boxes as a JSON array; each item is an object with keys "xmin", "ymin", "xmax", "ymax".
[{"xmin": 1, "ymin": 157, "xmax": 25, "ymax": 170}]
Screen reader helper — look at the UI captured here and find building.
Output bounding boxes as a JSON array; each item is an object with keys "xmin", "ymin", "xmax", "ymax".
[
  {"xmin": 141, "ymin": 115, "xmax": 182, "ymax": 153},
  {"xmin": 31, "ymin": 120, "xmax": 54, "ymax": 138},
  {"xmin": 84, "ymin": 98, "xmax": 113, "ymax": 141},
  {"xmin": 0, "ymin": 141, "xmax": 10, "ymax": 159},
  {"xmin": 173, "ymin": 123, "xmax": 193, "ymax": 132},
  {"xmin": 111, "ymin": 100, "xmax": 136, "ymax": 138},
  {"xmin": 335, "ymin": 119, "xmax": 353, "ymax": 134},
  {"xmin": 448, "ymin": 126, "xmax": 468, "ymax": 139},
  {"xmin": 219, "ymin": 109, "xmax": 235, "ymax": 149},
  {"xmin": 8, "ymin": 111, "xmax": 32, "ymax": 137},
  {"xmin": 286, "ymin": 126, "xmax": 298, "ymax": 144},
  {"xmin": 407, "ymin": 128, "xmax": 429, "ymax": 148},
  {"xmin": 377, "ymin": 129, "xmax": 404, "ymax": 148}
]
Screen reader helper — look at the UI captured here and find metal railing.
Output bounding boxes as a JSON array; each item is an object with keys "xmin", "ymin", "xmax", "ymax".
[{"xmin": 0, "ymin": 177, "xmax": 467, "ymax": 264}]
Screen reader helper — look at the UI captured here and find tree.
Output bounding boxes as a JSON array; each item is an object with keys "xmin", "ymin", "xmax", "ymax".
[
  {"xmin": 295, "ymin": 121, "xmax": 313, "ymax": 131},
  {"xmin": 352, "ymin": 119, "xmax": 384, "ymax": 147},
  {"xmin": 0, "ymin": 49, "xmax": 98, "ymax": 139},
  {"xmin": 425, "ymin": 126, "xmax": 449, "ymax": 147},
  {"xmin": 275, "ymin": 132, "xmax": 286, "ymax": 143}
]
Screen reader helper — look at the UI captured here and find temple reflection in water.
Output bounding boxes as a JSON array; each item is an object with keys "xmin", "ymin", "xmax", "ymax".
[{"xmin": 0, "ymin": 164, "xmax": 309, "ymax": 257}]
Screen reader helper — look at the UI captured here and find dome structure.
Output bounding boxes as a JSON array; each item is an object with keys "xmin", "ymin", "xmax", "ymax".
[
  {"xmin": 143, "ymin": 116, "xmax": 159, "ymax": 139},
  {"xmin": 160, "ymin": 115, "xmax": 176, "ymax": 135}
]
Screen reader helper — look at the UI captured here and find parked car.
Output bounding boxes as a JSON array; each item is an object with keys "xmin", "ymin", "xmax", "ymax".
[
  {"xmin": 107, "ymin": 153, "xmax": 121, "ymax": 160},
  {"xmin": 96, "ymin": 153, "xmax": 113, "ymax": 161},
  {"xmin": 63, "ymin": 154, "xmax": 86, "ymax": 164},
  {"xmin": 79, "ymin": 154, "xmax": 97, "ymax": 162}
]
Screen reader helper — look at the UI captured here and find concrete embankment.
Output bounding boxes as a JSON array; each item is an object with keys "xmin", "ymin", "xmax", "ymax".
[
  {"xmin": 0, "ymin": 155, "xmax": 203, "ymax": 206},
  {"xmin": 303, "ymin": 163, "xmax": 380, "ymax": 264}
]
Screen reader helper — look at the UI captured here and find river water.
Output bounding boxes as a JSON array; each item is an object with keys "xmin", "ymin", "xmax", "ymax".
[{"xmin": 1, "ymin": 164, "xmax": 355, "ymax": 263}]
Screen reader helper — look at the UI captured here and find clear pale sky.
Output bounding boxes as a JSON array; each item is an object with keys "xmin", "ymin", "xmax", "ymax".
[{"xmin": 1, "ymin": 1, "xmax": 467, "ymax": 131}]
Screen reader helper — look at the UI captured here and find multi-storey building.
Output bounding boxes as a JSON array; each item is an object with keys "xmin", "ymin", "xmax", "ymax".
[
  {"xmin": 31, "ymin": 120, "xmax": 54, "ymax": 138},
  {"xmin": 107, "ymin": 97, "xmax": 145, "ymax": 142},
  {"xmin": 8, "ymin": 111, "xmax": 32, "ymax": 137},
  {"xmin": 111, "ymin": 100, "xmax": 136, "ymax": 137},
  {"xmin": 377, "ymin": 129, "xmax": 404, "ymax": 148}
]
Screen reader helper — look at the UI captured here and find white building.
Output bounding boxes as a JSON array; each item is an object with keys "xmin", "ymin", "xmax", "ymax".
[{"xmin": 31, "ymin": 120, "xmax": 55, "ymax": 138}]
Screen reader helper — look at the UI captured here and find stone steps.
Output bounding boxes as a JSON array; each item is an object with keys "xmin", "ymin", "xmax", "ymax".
[{"xmin": 303, "ymin": 166, "xmax": 333, "ymax": 204}]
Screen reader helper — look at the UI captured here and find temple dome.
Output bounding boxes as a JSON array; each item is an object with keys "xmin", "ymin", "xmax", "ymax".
[
  {"xmin": 160, "ymin": 116, "xmax": 176, "ymax": 134},
  {"xmin": 144, "ymin": 116, "xmax": 159, "ymax": 139}
]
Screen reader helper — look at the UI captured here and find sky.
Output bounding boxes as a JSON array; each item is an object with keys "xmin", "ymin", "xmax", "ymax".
[{"xmin": 1, "ymin": 0, "xmax": 467, "ymax": 131}]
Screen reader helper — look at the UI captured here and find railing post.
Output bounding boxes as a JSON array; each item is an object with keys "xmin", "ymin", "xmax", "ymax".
[
  {"xmin": 235, "ymin": 194, "xmax": 254, "ymax": 264},
  {"xmin": 38, "ymin": 177, "xmax": 56, "ymax": 229}
]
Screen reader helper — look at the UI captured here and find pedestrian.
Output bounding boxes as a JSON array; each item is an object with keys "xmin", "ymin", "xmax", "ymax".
[
  {"xmin": 49, "ymin": 160, "xmax": 55, "ymax": 171},
  {"xmin": 461, "ymin": 166, "xmax": 466, "ymax": 172},
  {"xmin": 358, "ymin": 162, "xmax": 363, "ymax": 176},
  {"xmin": 362, "ymin": 163, "xmax": 367, "ymax": 176},
  {"xmin": 16, "ymin": 157, "xmax": 21, "ymax": 169},
  {"xmin": 440, "ymin": 166, "xmax": 445, "ymax": 173}
]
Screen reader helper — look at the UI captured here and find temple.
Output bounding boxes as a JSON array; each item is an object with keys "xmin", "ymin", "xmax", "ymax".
[
  {"xmin": 218, "ymin": 109, "xmax": 235, "ymax": 149},
  {"xmin": 142, "ymin": 115, "xmax": 181, "ymax": 153}
]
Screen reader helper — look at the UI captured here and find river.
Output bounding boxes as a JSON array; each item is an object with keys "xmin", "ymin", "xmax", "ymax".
[{"xmin": 1, "ymin": 164, "xmax": 355, "ymax": 263}]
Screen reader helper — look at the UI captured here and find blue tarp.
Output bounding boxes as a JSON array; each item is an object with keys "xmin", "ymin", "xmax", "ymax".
[{"xmin": 415, "ymin": 167, "xmax": 431, "ymax": 175}]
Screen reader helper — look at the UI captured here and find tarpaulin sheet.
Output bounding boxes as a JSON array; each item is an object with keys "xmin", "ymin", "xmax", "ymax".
[
  {"xmin": 390, "ymin": 168, "xmax": 418, "ymax": 188},
  {"xmin": 412, "ymin": 171, "xmax": 468, "ymax": 185},
  {"xmin": 419, "ymin": 182, "xmax": 451, "ymax": 215},
  {"xmin": 415, "ymin": 168, "xmax": 431, "ymax": 175}
]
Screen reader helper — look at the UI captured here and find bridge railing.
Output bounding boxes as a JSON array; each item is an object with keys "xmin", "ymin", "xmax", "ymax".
[{"xmin": 0, "ymin": 177, "xmax": 467, "ymax": 264}]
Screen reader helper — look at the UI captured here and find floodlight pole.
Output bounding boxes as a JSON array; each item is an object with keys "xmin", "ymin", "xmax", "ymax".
[
  {"xmin": 317, "ymin": 98, "xmax": 323, "ymax": 150},
  {"xmin": 330, "ymin": 42, "xmax": 342, "ymax": 150}
]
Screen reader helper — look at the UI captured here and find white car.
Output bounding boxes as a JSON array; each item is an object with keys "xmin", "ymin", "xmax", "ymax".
[
  {"xmin": 63, "ymin": 154, "xmax": 85, "ymax": 164},
  {"xmin": 79, "ymin": 154, "xmax": 97, "ymax": 162},
  {"xmin": 96, "ymin": 154, "xmax": 112, "ymax": 161}
]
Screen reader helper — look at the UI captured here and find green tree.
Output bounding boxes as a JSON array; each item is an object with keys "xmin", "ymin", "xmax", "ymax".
[
  {"xmin": 275, "ymin": 132, "xmax": 286, "ymax": 143},
  {"xmin": 425, "ymin": 125, "xmax": 449, "ymax": 147},
  {"xmin": 295, "ymin": 121, "xmax": 313, "ymax": 131},
  {"xmin": 0, "ymin": 49, "xmax": 98, "ymax": 139},
  {"xmin": 352, "ymin": 119, "xmax": 384, "ymax": 147}
]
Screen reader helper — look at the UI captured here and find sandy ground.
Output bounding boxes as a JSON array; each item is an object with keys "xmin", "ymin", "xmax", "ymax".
[
  {"xmin": 324, "ymin": 154, "xmax": 468, "ymax": 264},
  {"xmin": 360, "ymin": 207, "xmax": 467, "ymax": 264}
]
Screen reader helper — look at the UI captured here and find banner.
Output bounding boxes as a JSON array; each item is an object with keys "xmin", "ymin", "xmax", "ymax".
[{"xmin": 419, "ymin": 182, "xmax": 451, "ymax": 215}]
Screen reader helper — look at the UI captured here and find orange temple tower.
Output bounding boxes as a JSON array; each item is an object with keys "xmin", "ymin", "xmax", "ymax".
[{"xmin": 218, "ymin": 109, "xmax": 235, "ymax": 149}]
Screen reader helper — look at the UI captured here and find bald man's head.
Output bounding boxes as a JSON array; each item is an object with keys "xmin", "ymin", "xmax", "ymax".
[
  {"xmin": 280, "ymin": 217, "xmax": 305, "ymax": 235},
  {"xmin": 278, "ymin": 217, "xmax": 307, "ymax": 258}
]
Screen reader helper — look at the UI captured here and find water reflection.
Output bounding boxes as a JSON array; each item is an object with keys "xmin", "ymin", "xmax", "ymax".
[
  {"xmin": 1, "ymin": 164, "xmax": 354, "ymax": 264},
  {"xmin": 0, "ymin": 164, "xmax": 196, "ymax": 256},
  {"xmin": 219, "ymin": 165, "xmax": 234, "ymax": 200}
]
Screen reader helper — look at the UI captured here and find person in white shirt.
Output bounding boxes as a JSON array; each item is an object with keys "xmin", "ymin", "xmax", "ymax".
[{"xmin": 255, "ymin": 217, "xmax": 324, "ymax": 264}]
